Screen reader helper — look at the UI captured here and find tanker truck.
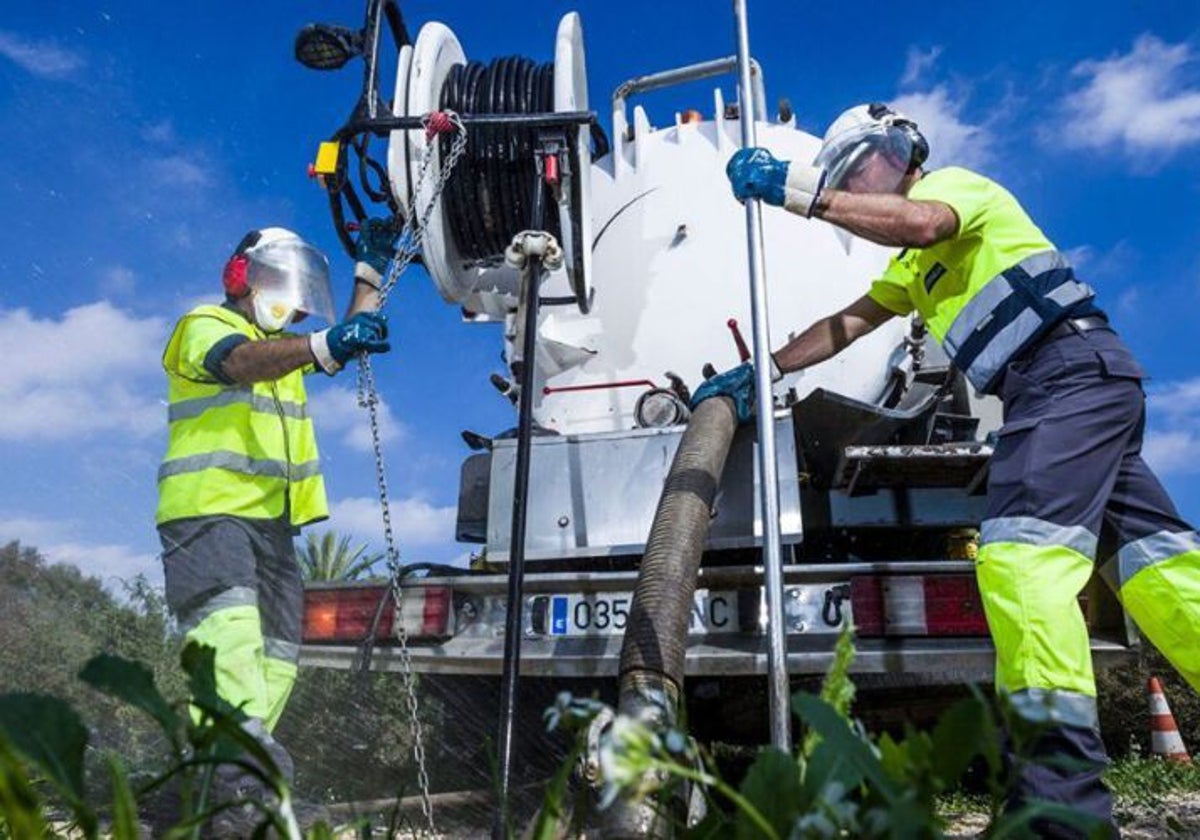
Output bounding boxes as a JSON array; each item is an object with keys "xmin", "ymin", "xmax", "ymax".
[{"xmin": 293, "ymin": 0, "xmax": 1136, "ymax": 798}]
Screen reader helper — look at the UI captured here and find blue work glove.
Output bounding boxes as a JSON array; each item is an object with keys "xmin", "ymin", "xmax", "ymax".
[
  {"xmin": 309, "ymin": 311, "xmax": 391, "ymax": 374},
  {"xmin": 689, "ymin": 362, "xmax": 757, "ymax": 424},
  {"xmin": 354, "ymin": 217, "xmax": 400, "ymax": 288},
  {"xmin": 726, "ymin": 147, "xmax": 825, "ymax": 217}
]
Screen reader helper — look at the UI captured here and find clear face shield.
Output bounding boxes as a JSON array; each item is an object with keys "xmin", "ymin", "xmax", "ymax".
[
  {"xmin": 244, "ymin": 240, "xmax": 335, "ymax": 332},
  {"xmin": 814, "ymin": 123, "xmax": 914, "ymax": 194}
]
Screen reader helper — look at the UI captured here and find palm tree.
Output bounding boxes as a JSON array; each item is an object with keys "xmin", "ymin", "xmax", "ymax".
[{"xmin": 296, "ymin": 531, "xmax": 384, "ymax": 582}]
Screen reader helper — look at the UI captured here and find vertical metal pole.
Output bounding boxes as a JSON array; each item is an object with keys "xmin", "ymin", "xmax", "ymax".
[
  {"xmin": 493, "ymin": 169, "xmax": 547, "ymax": 840},
  {"xmin": 733, "ymin": 0, "xmax": 791, "ymax": 751}
]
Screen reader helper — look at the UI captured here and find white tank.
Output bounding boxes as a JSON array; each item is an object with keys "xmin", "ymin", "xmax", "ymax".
[{"xmin": 391, "ymin": 15, "xmax": 910, "ymax": 436}]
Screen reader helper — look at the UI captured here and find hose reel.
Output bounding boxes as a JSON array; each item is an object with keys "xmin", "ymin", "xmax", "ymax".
[{"xmin": 387, "ymin": 14, "xmax": 597, "ymax": 316}]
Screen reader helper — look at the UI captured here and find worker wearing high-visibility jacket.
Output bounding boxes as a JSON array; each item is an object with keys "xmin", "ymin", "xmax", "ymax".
[
  {"xmin": 156, "ymin": 221, "xmax": 396, "ymax": 799},
  {"xmin": 703, "ymin": 103, "xmax": 1200, "ymax": 838}
]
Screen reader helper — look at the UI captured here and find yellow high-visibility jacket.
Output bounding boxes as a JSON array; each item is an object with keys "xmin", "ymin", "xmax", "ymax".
[{"xmin": 156, "ymin": 304, "xmax": 328, "ymax": 527}]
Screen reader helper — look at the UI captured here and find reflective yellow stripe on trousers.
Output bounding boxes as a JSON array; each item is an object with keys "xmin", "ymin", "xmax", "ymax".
[
  {"xmin": 1101, "ymin": 530, "xmax": 1200, "ymax": 692},
  {"xmin": 978, "ymin": 516, "xmax": 1100, "ymax": 728}
]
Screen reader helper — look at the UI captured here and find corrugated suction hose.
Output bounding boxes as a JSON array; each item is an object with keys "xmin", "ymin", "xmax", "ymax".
[{"xmin": 603, "ymin": 394, "xmax": 739, "ymax": 837}]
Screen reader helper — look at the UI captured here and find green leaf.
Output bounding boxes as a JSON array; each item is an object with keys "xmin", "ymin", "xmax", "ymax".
[
  {"xmin": 801, "ymin": 623, "xmax": 857, "ymax": 761},
  {"xmin": 877, "ymin": 732, "xmax": 909, "ymax": 784},
  {"xmin": 792, "ymin": 692, "xmax": 898, "ymax": 802},
  {"xmin": 0, "ymin": 692, "xmax": 89, "ymax": 804},
  {"xmin": 930, "ymin": 696, "xmax": 987, "ymax": 786},
  {"xmin": 0, "ymin": 732, "xmax": 49, "ymax": 838},
  {"xmin": 80, "ymin": 654, "xmax": 180, "ymax": 738},
  {"xmin": 532, "ymin": 739, "xmax": 584, "ymax": 840},
  {"xmin": 106, "ymin": 755, "xmax": 141, "ymax": 840},
  {"xmin": 801, "ymin": 739, "xmax": 865, "ymax": 803},
  {"xmin": 181, "ymin": 643, "xmax": 242, "ymax": 721},
  {"xmin": 988, "ymin": 800, "xmax": 1108, "ymax": 840},
  {"xmin": 736, "ymin": 747, "xmax": 801, "ymax": 840}
]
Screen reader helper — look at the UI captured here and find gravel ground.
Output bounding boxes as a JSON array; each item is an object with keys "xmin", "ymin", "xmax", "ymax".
[{"xmin": 944, "ymin": 794, "xmax": 1200, "ymax": 838}]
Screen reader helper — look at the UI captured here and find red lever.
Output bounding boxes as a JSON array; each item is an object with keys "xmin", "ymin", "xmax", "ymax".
[
  {"xmin": 727, "ymin": 318, "xmax": 751, "ymax": 362},
  {"xmin": 543, "ymin": 153, "xmax": 560, "ymax": 186}
]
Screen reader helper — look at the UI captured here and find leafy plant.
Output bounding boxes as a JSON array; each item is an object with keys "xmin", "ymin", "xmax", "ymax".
[
  {"xmin": 0, "ymin": 643, "xmax": 332, "ymax": 839},
  {"xmin": 544, "ymin": 624, "xmax": 1111, "ymax": 839},
  {"xmin": 296, "ymin": 531, "xmax": 384, "ymax": 582}
]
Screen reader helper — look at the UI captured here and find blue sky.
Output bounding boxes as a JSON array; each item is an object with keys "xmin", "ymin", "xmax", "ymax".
[{"xmin": 1, "ymin": 1, "xmax": 1198, "ymax": 589}]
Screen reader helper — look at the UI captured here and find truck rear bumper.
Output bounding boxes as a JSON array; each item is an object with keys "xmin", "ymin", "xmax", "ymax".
[
  {"xmin": 300, "ymin": 634, "xmax": 1136, "ymax": 682},
  {"xmin": 300, "ymin": 561, "xmax": 1137, "ymax": 684}
]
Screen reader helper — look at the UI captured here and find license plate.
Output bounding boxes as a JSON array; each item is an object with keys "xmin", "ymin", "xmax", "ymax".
[{"xmin": 546, "ymin": 590, "xmax": 738, "ymax": 636}]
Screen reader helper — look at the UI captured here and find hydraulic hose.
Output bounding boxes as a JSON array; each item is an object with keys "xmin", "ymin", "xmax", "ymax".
[{"xmin": 603, "ymin": 394, "xmax": 740, "ymax": 838}]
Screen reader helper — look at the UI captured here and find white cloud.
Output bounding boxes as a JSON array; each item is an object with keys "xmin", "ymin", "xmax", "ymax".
[
  {"xmin": 0, "ymin": 302, "xmax": 167, "ymax": 441},
  {"xmin": 100, "ymin": 266, "xmax": 137, "ymax": 296},
  {"xmin": 327, "ymin": 496, "xmax": 456, "ymax": 550},
  {"xmin": 890, "ymin": 86, "xmax": 992, "ymax": 169},
  {"xmin": 45, "ymin": 542, "xmax": 162, "ymax": 590},
  {"xmin": 0, "ymin": 30, "xmax": 83, "ymax": 79},
  {"xmin": 900, "ymin": 46, "xmax": 943, "ymax": 89},
  {"xmin": 1063, "ymin": 245, "xmax": 1094, "ymax": 269},
  {"xmin": 307, "ymin": 383, "xmax": 406, "ymax": 453},
  {"xmin": 1144, "ymin": 378, "xmax": 1200, "ymax": 477},
  {"xmin": 141, "ymin": 120, "xmax": 176, "ymax": 144},
  {"xmin": 0, "ymin": 516, "xmax": 161, "ymax": 591},
  {"xmin": 1058, "ymin": 34, "xmax": 1200, "ymax": 156},
  {"xmin": 145, "ymin": 154, "xmax": 212, "ymax": 189}
]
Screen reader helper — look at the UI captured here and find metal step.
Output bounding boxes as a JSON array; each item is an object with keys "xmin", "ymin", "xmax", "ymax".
[{"xmin": 835, "ymin": 442, "xmax": 993, "ymax": 495}]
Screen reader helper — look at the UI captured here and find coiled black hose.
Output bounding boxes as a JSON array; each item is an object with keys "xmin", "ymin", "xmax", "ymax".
[{"xmin": 438, "ymin": 56, "xmax": 561, "ymax": 260}]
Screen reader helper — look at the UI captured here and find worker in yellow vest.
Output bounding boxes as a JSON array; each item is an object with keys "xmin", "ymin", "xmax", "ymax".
[
  {"xmin": 697, "ymin": 103, "xmax": 1200, "ymax": 838},
  {"xmin": 155, "ymin": 220, "xmax": 395, "ymax": 817}
]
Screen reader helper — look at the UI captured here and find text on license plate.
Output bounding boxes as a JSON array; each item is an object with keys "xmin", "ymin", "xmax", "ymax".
[{"xmin": 548, "ymin": 590, "xmax": 738, "ymax": 636}]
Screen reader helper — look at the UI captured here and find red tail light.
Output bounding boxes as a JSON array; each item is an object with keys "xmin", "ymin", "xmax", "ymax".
[
  {"xmin": 851, "ymin": 574, "xmax": 990, "ymax": 637},
  {"xmin": 302, "ymin": 586, "xmax": 453, "ymax": 643}
]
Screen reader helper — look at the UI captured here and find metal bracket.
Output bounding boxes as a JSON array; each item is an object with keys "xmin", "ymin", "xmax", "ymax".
[{"xmin": 504, "ymin": 231, "xmax": 564, "ymax": 271}]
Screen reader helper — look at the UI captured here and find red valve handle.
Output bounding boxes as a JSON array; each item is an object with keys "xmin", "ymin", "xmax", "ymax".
[
  {"xmin": 424, "ymin": 111, "xmax": 455, "ymax": 141},
  {"xmin": 727, "ymin": 318, "xmax": 751, "ymax": 362}
]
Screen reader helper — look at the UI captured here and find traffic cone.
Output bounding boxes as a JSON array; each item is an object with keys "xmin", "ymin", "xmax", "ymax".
[{"xmin": 1148, "ymin": 676, "xmax": 1191, "ymax": 763}]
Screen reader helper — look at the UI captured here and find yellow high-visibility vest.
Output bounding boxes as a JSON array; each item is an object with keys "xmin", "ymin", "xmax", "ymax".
[
  {"xmin": 156, "ymin": 304, "xmax": 328, "ymax": 527},
  {"xmin": 867, "ymin": 167, "xmax": 1096, "ymax": 393}
]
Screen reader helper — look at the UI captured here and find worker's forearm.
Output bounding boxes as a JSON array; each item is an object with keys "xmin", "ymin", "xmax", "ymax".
[
  {"xmin": 222, "ymin": 337, "xmax": 315, "ymax": 384},
  {"xmin": 812, "ymin": 190, "xmax": 946, "ymax": 248},
  {"xmin": 774, "ymin": 312, "xmax": 871, "ymax": 373}
]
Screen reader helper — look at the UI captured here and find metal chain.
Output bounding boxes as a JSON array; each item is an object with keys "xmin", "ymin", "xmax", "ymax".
[{"xmin": 354, "ymin": 112, "xmax": 468, "ymax": 835}]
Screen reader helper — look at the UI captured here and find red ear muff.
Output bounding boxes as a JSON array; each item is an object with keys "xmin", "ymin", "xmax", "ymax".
[
  {"xmin": 222, "ymin": 229, "xmax": 263, "ymax": 297},
  {"xmin": 222, "ymin": 255, "xmax": 250, "ymax": 297}
]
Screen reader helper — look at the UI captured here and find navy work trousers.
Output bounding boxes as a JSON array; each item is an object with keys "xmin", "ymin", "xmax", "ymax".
[{"xmin": 982, "ymin": 323, "xmax": 1197, "ymax": 839}]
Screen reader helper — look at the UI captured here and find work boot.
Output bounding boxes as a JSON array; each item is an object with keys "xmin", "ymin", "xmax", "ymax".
[
  {"xmin": 289, "ymin": 797, "xmax": 333, "ymax": 833},
  {"xmin": 203, "ymin": 798, "xmax": 331, "ymax": 838}
]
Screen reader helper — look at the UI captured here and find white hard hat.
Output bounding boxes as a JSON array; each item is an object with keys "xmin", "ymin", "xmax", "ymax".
[
  {"xmin": 814, "ymin": 103, "xmax": 928, "ymax": 193},
  {"xmin": 224, "ymin": 227, "xmax": 335, "ymax": 332}
]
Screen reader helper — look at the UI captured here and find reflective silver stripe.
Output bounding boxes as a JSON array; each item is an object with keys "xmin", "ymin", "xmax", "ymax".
[
  {"xmin": 980, "ymin": 516, "xmax": 1098, "ymax": 559},
  {"xmin": 962, "ymin": 309, "xmax": 1042, "ymax": 393},
  {"xmin": 158, "ymin": 451, "xmax": 321, "ymax": 483},
  {"xmin": 941, "ymin": 250, "xmax": 1089, "ymax": 390},
  {"xmin": 264, "ymin": 637, "xmax": 301, "ymax": 664},
  {"xmin": 1047, "ymin": 279, "xmax": 1094, "ymax": 307},
  {"xmin": 1016, "ymin": 250, "xmax": 1070, "ymax": 277},
  {"xmin": 944, "ymin": 274, "xmax": 1014, "ymax": 356},
  {"xmin": 1008, "ymin": 688, "xmax": 1099, "ymax": 730},
  {"xmin": 290, "ymin": 459, "xmax": 322, "ymax": 481},
  {"xmin": 179, "ymin": 585, "xmax": 258, "ymax": 633},
  {"xmin": 1103, "ymin": 530, "xmax": 1200, "ymax": 589},
  {"xmin": 169, "ymin": 389, "xmax": 308, "ymax": 423}
]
